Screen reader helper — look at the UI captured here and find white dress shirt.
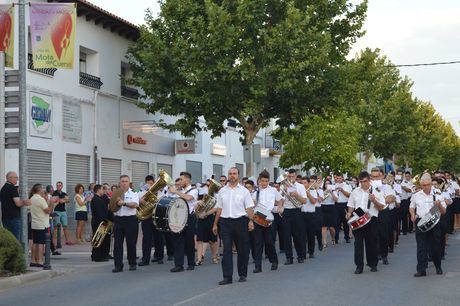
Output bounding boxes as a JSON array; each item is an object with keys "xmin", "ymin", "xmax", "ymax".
[
  {"xmin": 316, "ymin": 189, "xmax": 324, "ymax": 207},
  {"xmin": 284, "ymin": 182, "xmax": 307, "ymax": 209},
  {"xmin": 182, "ymin": 185, "xmax": 198, "ymax": 213},
  {"xmin": 400, "ymin": 180, "xmax": 414, "ymax": 200},
  {"xmin": 347, "ymin": 187, "xmax": 385, "ymax": 217},
  {"xmin": 448, "ymin": 180, "xmax": 460, "ymax": 198},
  {"xmin": 410, "ymin": 189, "xmax": 446, "ymax": 219},
  {"xmin": 301, "ymin": 189, "xmax": 318, "ymax": 213},
  {"xmin": 253, "ymin": 186, "xmax": 282, "ymax": 213},
  {"xmin": 334, "ymin": 183, "xmax": 352, "ymax": 203},
  {"xmin": 217, "ymin": 184, "xmax": 254, "ymax": 218},
  {"xmin": 383, "ymin": 184, "xmax": 397, "ymax": 210},
  {"xmin": 322, "ymin": 186, "xmax": 335, "ymax": 206},
  {"xmin": 114, "ymin": 188, "xmax": 139, "ymax": 217}
]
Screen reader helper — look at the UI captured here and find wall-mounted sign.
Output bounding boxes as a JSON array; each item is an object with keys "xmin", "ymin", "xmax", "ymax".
[
  {"xmin": 261, "ymin": 148, "xmax": 270, "ymax": 158},
  {"xmin": 175, "ymin": 139, "xmax": 195, "ymax": 154},
  {"xmin": 211, "ymin": 143, "xmax": 226, "ymax": 156},
  {"xmin": 0, "ymin": 4, "xmax": 15, "ymax": 68},
  {"xmin": 62, "ymin": 100, "xmax": 82, "ymax": 143},
  {"xmin": 123, "ymin": 129, "xmax": 174, "ymax": 155},
  {"xmin": 29, "ymin": 92, "xmax": 52, "ymax": 139},
  {"xmin": 127, "ymin": 134, "xmax": 147, "ymax": 145}
]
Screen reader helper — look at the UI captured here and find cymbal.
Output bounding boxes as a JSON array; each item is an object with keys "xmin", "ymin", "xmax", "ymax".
[{"xmin": 109, "ymin": 188, "xmax": 125, "ymax": 213}]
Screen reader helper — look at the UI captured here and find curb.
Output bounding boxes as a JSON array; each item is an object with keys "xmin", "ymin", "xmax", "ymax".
[{"xmin": 0, "ymin": 269, "xmax": 67, "ymax": 291}]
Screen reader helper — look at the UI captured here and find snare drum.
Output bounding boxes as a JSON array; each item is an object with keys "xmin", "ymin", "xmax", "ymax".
[
  {"xmin": 153, "ymin": 197, "xmax": 189, "ymax": 233},
  {"xmin": 253, "ymin": 206, "xmax": 274, "ymax": 227},
  {"xmin": 347, "ymin": 212, "xmax": 372, "ymax": 231},
  {"xmin": 417, "ymin": 206, "xmax": 441, "ymax": 232}
]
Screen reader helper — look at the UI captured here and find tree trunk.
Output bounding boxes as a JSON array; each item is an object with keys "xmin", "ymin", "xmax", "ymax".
[
  {"xmin": 363, "ymin": 151, "xmax": 372, "ymax": 171},
  {"xmin": 245, "ymin": 129, "xmax": 257, "ymax": 177}
]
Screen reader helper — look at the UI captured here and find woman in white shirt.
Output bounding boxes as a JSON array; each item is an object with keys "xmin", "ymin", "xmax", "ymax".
[
  {"xmin": 74, "ymin": 184, "xmax": 90, "ymax": 244},
  {"xmin": 29, "ymin": 184, "xmax": 52, "ymax": 267},
  {"xmin": 321, "ymin": 179, "xmax": 336, "ymax": 248}
]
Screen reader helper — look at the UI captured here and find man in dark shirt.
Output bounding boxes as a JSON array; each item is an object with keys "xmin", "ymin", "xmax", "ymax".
[
  {"xmin": 0, "ymin": 171, "xmax": 31, "ymax": 240},
  {"xmin": 52, "ymin": 181, "xmax": 73, "ymax": 245},
  {"xmin": 91, "ymin": 184, "xmax": 111, "ymax": 261}
]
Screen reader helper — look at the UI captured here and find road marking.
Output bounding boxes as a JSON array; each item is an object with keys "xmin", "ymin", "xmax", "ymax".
[{"xmin": 173, "ymin": 292, "xmax": 209, "ymax": 306}]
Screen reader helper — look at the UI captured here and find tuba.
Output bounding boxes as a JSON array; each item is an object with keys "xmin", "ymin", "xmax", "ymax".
[
  {"xmin": 195, "ymin": 179, "xmax": 222, "ymax": 219},
  {"xmin": 136, "ymin": 170, "xmax": 174, "ymax": 220},
  {"xmin": 91, "ymin": 220, "xmax": 113, "ymax": 249},
  {"xmin": 277, "ymin": 173, "xmax": 303, "ymax": 208}
]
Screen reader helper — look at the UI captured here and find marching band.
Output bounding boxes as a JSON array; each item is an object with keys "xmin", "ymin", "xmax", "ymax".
[{"xmin": 91, "ymin": 167, "xmax": 460, "ymax": 281}]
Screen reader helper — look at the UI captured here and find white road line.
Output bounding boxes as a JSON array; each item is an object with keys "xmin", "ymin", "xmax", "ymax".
[{"xmin": 173, "ymin": 292, "xmax": 209, "ymax": 306}]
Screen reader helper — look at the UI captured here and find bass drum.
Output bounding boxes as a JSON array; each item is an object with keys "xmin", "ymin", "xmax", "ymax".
[{"xmin": 153, "ymin": 197, "xmax": 189, "ymax": 233}]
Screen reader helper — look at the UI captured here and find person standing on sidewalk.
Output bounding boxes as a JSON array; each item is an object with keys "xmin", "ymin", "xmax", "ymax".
[
  {"xmin": 52, "ymin": 181, "xmax": 74, "ymax": 246},
  {"xmin": 0, "ymin": 171, "xmax": 31, "ymax": 240}
]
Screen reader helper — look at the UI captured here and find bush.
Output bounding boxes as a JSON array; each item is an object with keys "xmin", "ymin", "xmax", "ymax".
[{"xmin": 0, "ymin": 227, "xmax": 26, "ymax": 275}]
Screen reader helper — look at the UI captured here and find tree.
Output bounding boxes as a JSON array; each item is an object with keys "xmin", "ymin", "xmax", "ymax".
[
  {"xmin": 127, "ymin": 0, "xmax": 367, "ymax": 175},
  {"xmin": 277, "ymin": 111, "xmax": 364, "ymax": 174}
]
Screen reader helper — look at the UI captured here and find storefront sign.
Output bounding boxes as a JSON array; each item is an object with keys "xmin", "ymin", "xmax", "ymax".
[
  {"xmin": 0, "ymin": 4, "xmax": 14, "ymax": 68},
  {"xmin": 62, "ymin": 100, "xmax": 82, "ymax": 143},
  {"xmin": 29, "ymin": 92, "xmax": 52, "ymax": 139},
  {"xmin": 175, "ymin": 139, "xmax": 195, "ymax": 154},
  {"xmin": 211, "ymin": 143, "xmax": 226, "ymax": 156},
  {"xmin": 123, "ymin": 129, "xmax": 174, "ymax": 155}
]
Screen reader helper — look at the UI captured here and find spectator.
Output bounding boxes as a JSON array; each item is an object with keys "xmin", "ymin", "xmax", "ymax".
[
  {"xmin": 75, "ymin": 184, "xmax": 89, "ymax": 244},
  {"xmin": 29, "ymin": 184, "xmax": 52, "ymax": 267},
  {"xmin": 44, "ymin": 185, "xmax": 60, "ymax": 255},
  {"xmin": 0, "ymin": 171, "xmax": 31, "ymax": 240},
  {"xmin": 52, "ymin": 181, "xmax": 74, "ymax": 246}
]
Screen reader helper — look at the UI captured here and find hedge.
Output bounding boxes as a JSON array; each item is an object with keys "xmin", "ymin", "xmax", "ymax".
[{"xmin": 0, "ymin": 227, "xmax": 26, "ymax": 275}]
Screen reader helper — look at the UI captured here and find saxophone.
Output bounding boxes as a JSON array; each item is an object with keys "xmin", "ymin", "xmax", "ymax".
[{"xmin": 277, "ymin": 173, "xmax": 302, "ymax": 208}]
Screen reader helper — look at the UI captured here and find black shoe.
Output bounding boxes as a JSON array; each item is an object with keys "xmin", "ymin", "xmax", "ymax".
[
  {"xmin": 414, "ymin": 271, "xmax": 426, "ymax": 277},
  {"xmin": 388, "ymin": 248, "xmax": 394, "ymax": 253},
  {"xmin": 52, "ymin": 251, "xmax": 61, "ymax": 255},
  {"xmin": 151, "ymin": 258, "xmax": 160, "ymax": 263},
  {"xmin": 170, "ymin": 266, "xmax": 184, "ymax": 272},
  {"xmin": 345, "ymin": 239, "xmax": 350, "ymax": 243},
  {"xmin": 402, "ymin": 232, "xmax": 407, "ymax": 235},
  {"xmin": 284, "ymin": 258, "xmax": 293, "ymax": 265},
  {"xmin": 427, "ymin": 257, "xmax": 433, "ymax": 262},
  {"xmin": 309, "ymin": 254, "xmax": 314, "ymax": 259},
  {"xmin": 354, "ymin": 267, "xmax": 363, "ymax": 274},
  {"xmin": 298, "ymin": 258, "xmax": 305, "ymax": 263},
  {"xmin": 167, "ymin": 256, "xmax": 174, "ymax": 261},
  {"xmin": 271, "ymin": 263, "xmax": 278, "ymax": 271},
  {"xmin": 186, "ymin": 265, "xmax": 195, "ymax": 271},
  {"xmin": 106, "ymin": 255, "xmax": 114, "ymax": 260},
  {"xmin": 129, "ymin": 265, "xmax": 137, "ymax": 271},
  {"xmin": 382, "ymin": 257, "xmax": 389, "ymax": 265},
  {"xmin": 318, "ymin": 245, "xmax": 323, "ymax": 251},
  {"xmin": 218, "ymin": 279, "xmax": 232, "ymax": 285},
  {"xmin": 436, "ymin": 267, "xmax": 443, "ymax": 275},
  {"xmin": 94, "ymin": 258, "xmax": 109, "ymax": 262},
  {"xmin": 138, "ymin": 261, "xmax": 149, "ymax": 266},
  {"xmin": 112, "ymin": 267, "xmax": 123, "ymax": 273},
  {"xmin": 441, "ymin": 256, "xmax": 445, "ymax": 261},
  {"xmin": 370, "ymin": 267, "xmax": 378, "ymax": 272},
  {"xmin": 157, "ymin": 259, "xmax": 164, "ymax": 264},
  {"xmin": 238, "ymin": 276, "xmax": 247, "ymax": 282},
  {"xmin": 253, "ymin": 267, "xmax": 262, "ymax": 273}
]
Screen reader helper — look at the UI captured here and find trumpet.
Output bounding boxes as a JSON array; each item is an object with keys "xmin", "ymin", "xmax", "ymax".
[
  {"xmin": 277, "ymin": 173, "xmax": 303, "ymax": 208},
  {"xmin": 91, "ymin": 220, "xmax": 113, "ymax": 249}
]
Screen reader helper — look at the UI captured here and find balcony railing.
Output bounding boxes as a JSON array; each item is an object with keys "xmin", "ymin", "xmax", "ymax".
[
  {"xmin": 79, "ymin": 72, "xmax": 103, "ymax": 89},
  {"xmin": 28, "ymin": 54, "xmax": 57, "ymax": 76},
  {"xmin": 121, "ymin": 84, "xmax": 140, "ymax": 100}
]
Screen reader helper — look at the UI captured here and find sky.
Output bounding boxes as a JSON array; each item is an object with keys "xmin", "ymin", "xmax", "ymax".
[{"xmin": 88, "ymin": 0, "xmax": 460, "ymax": 135}]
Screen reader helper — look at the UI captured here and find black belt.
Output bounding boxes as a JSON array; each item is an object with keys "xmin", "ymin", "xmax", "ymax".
[{"xmin": 220, "ymin": 216, "xmax": 247, "ymax": 220}]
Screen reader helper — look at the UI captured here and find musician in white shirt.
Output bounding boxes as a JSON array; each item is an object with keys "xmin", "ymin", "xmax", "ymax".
[
  {"xmin": 383, "ymin": 172, "xmax": 399, "ymax": 255},
  {"xmin": 251, "ymin": 170, "xmax": 283, "ymax": 273},
  {"xmin": 332, "ymin": 173, "xmax": 352, "ymax": 243},
  {"xmin": 346, "ymin": 171, "xmax": 385, "ymax": 274},
  {"xmin": 301, "ymin": 177, "xmax": 319, "ymax": 258},
  {"xmin": 280, "ymin": 169, "xmax": 308, "ymax": 265},
  {"xmin": 112, "ymin": 175, "xmax": 140, "ymax": 273},
  {"xmin": 138, "ymin": 175, "xmax": 155, "ymax": 267},
  {"xmin": 321, "ymin": 179, "xmax": 337, "ymax": 248},
  {"xmin": 213, "ymin": 167, "xmax": 255, "ymax": 285},
  {"xmin": 434, "ymin": 178, "xmax": 452, "ymax": 260},
  {"xmin": 374, "ymin": 168, "xmax": 390, "ymax": 265},
  {"xmin": 400, "ymin": 171, "xmax": 414, "ymax": 234},
  {"xmin": 409, "ymin": 173, "xmax": 446, "ymax": 277},
  {"xmin": 168, "ymin": 172, "xmax": 199, "ymax": 272}
]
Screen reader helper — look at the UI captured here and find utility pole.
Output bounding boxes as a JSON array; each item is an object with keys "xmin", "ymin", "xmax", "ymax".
[{"xmin": 19, "ymin": 0, "xmax": 29, "ymax": 256}]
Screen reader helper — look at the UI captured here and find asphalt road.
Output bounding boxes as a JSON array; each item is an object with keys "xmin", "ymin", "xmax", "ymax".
[{"xmin": 1, "ymin": 232, "xmax": 459, "ymax": 306}]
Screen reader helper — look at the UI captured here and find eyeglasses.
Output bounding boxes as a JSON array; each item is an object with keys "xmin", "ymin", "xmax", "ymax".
[{"xmin": 219, "ymin": 180, "xmax": 226, "ymax": 182}]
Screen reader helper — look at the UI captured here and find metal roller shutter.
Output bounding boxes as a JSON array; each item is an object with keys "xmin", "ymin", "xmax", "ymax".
[
  {"xmin": 212, "ymin": 164, "xmax": 223, "ymax": 178},
  {"xmin": 26, "ymin": 150, "xmax": 52, "ymax": 191},
  {"xmin": 66, "ymin": 154, "xmax": 90, "ymax": 230},
  {"xmin": 186, "ymin": 160, "xmax": 202, "ymax": 183},
  {"xmin": 101, "ymin": 158, "xmax": 122, "ymax": 186},
  {"xmin": 157, "ymin": 163, "xmax": 173, "ymax": 178},
  {"xmin": 131, "ymin": 161, "xmax": 149, "ymax": 190},
  {"xmin": 235, "ymin": 163, "xmax": 244, "ymax": 178}
]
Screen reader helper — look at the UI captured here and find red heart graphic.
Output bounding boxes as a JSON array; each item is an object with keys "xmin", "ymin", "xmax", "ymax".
[
  {"xmin": 0, "ymin": 12, "xmax": 12, "ymax": 52},
  {"xmin": 51, "ymin": 12, "xmax": 72, "ymax": 60}
]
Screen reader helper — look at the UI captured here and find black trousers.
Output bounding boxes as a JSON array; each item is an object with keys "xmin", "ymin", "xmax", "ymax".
[
  {"xmin": 378, "ymin": 209, "xmax": 389, "ymax": 258},
  {"xmin": 282, "ymin": 208, "xmax": 306, "ymax": 260},
  {"xmin": 400, "ymin": 199, "xmax": 413, "ymax": 233},
  {"xmin": 315, "ymin": 207, "xmax": 323, "ymax": 247},
  {"xmin": 335, "ymin": 202, "xmax": 350, "ymax": 242},
  {"xmin": 141, "ymin": 218, "xmax": 153, "ymax": 263},
  {"xmin": 303, "ymin": 212, "xmax": 316, "ymax": 256},
  {"xmin": 440, "ymin": 216, "xmax": 447, "ymax": 257},
  {"xmin": 388, "ymin": 209, "xmax": 398, "ymax": 251},
  {"xmin": 152, "ymin": 228, "xmax": 173, "ymax": 260},
  {"xmin": 250, "ymin": 231, "xmax": 256, "ymax": 261},
  {"xmin": 219, "ymin": 217, "xmax": 249, "ymax": 280},
  {"xmin": 113, "ymin": 215, "xmax": 138, "ymax": 268},
  {"xmin": 173, "ymin": 214, "xmax": 196, "ymax": 267},
  {"xmin": 445, "ymin": 203, "xmax": 455, "ymax": 234},
  {"xmin": 91, "ymin": 220, "xmax": 110, "ymax": 261},
  {"xmin": 272, "ymin": 213, "xmax": 284, "ymax": 251},
  {"xmin": 253, "ymin": 223, "xmax": 278, "ymax": 268},
  {"xmin": 415, "ymin": 220, "xmax": 441, "ymax": 272},
  {"xmin": 354, "ymin": 217, "xmax": 378, "ymax": 269}
]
